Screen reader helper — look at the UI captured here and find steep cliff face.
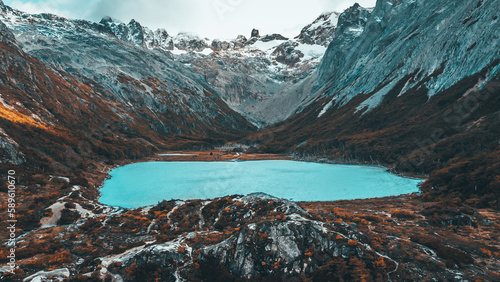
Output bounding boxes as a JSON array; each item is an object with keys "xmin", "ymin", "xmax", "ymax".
[
  {"xmin": 316, "ymin": 0, "xmax": 499, "ymax": 104},
  {"xmin": 264, "ymin": 0, "xmax": 500, "ymax": 205}
]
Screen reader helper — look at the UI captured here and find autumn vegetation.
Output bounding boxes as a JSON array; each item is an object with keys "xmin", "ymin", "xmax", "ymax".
[
  {"xmin": 254, "ymin": 61, "xmax": 500, "ymax": 210},
  {"xmin": 0, "ymin": 14, "xmax": 499, "ymax": 280}
]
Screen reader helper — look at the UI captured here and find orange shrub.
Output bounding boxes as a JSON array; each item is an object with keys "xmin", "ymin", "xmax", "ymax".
[
  {"xmin": 373, "ymin": 257, "xmax": 386, "ymax": 270},
  {"xmin": 390, "ymin": 210, "xmax": 417, "ymax": 219},
  {"xmin": 480, "ymin": 248, "xmax": 492, "ymax": 257},
  {"xmin": 125, "ymin": 263, "xmax": 138, "ymax": 276},
  {"xmin": 348, "ymin": 240, "xmax": 358, "ymax": 246},
  {"xmin": 258, "ymin": 232, "xmax": 269, "ymax": 240},
  {"xmin": 464, "ymin": 226, "xmax": 474, "ymax": 232},
  {"xmin": 370, "ymin": 235, "xmax": 383, "ymax": 249}
]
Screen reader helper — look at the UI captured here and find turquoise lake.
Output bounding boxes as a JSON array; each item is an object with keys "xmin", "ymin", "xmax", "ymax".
[{"xmin": 99, "ymin": 160, "xmax": 423, "ymax": 208}]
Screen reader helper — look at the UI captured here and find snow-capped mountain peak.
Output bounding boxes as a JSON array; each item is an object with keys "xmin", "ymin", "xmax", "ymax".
[
  {"xmin": 0, "ymin": 1, "xmax": 341, "ymax": 126},
  {"xmin": 95, "ymin": 15, "xmax": 338, "ymax": 125},
  {"xmin": 295, "ymin": 11, "xmax": 341, "ymax": 46}
]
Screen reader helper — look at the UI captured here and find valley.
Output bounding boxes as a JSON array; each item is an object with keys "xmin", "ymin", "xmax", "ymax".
[{"xmin": 0, "ymin": 0, "xmax": 499, "ymax": 280}]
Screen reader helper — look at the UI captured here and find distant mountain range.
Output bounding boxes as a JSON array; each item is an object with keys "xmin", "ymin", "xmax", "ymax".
[{"xmin": 98, "ymin": 10, "xmax": 342, "ymax": 126}]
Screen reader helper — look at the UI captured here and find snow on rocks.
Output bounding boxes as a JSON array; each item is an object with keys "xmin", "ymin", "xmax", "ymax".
[
  {"xmin": 318, "ymin": 99, "xmax": 334, "ymax": 117},
  {"xmin": 40, "ymin": 202, "xmax": 65, "ymax": 228},
  {"xmin": 23, "ymin": 268, "xmax": 70, "ymax": 282}
]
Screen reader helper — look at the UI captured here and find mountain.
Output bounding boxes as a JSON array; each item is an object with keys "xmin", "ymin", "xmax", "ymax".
[
  {"xmin": 295, "ymin": 11, "xmax": 341, "ymax": 46},
  {"xmin": 1, "ymin": 0, "xmax": 500, "ymax": 280},
  {"xmin": 0, "ymin": 10, "xmax": 335, "ymax": 127},
  {"xmin": 100, "ymin": 17, "xmax": 212, "ymax": 52},
  {"xmin": 262, "ymin": 0, "xmax": 500, "ymax": 206},
  {"xmin": 0, "ymin": 1, "xmax": 255, "ymax": 187},
  {"xmin": 97, "ymin": 17, "xmax": 333, "ymax": 126}
]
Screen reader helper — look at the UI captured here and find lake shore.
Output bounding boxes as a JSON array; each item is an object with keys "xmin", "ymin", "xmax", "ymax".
[
  {"xmin": 148, "ymin": 150, "xmax": 293, "ymax": 162},
  {"xmin": 145, "ymin": 150, "xmax": 427, "ymax": 180},
  {"xmin": 90, "ymin": 150, "xmax": 427, "ymax": 205}
]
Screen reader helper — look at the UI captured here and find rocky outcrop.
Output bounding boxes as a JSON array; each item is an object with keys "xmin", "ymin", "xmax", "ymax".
[
  {"xmin": 272, "ymin": 41, "xmax": 305, "ymax": 66},
  {"xmin": 2, "ymin": 184, "xmax": 498, "ymax": 281},
  {"xmin": 211, "ymin": 38, "xmax": 231, "ymax": 51},
  {"xmin": 261, "ymin": 33, "xmax": 288, "ymax": 42},
  {"xmin": 296, "ymin": 11, "xmax": 341, "ymax": 46},
  {"xmin": 152, "ymin": 28, "xmax": 174, "ymax": 50},
  {"xmin": 0, "ymin": 18, "xmax": 14, "ymax": 41},
  {"xmin": 251, "ymin": 28, "xmax": 260, "ymax": 38},
  {"xmin": 233, "ymin": 35, "xmax": 248, "ymax": 48},
  {"xmin": 94, "ymin": 194, "xmax": 396, "ymax": 280},
  {"xmin": 173, "ymin": 32, "xmax": 210, "ymax": 52},
  {"xmin": 0, "ymin": 128, "xmax": 25, "ymax": 165}
]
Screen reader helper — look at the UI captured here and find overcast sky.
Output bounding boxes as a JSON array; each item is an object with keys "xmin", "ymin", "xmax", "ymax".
[{"xmin": 4, "ymin": 0, "xmax": 377, "ymax": 39}]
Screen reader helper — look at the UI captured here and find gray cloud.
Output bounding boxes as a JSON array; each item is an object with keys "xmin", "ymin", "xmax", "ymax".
[{"xmin": 5, "ymin": 0, "xmax": 377, "ymax": 38}]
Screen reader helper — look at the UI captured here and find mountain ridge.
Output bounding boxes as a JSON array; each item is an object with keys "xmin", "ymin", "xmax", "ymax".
[
  {"xmin": 0, "ymin": 0, "xmax": 500, "ymax": 280},
  {"xmin": 95, "ymin": 9, "xmax": 344, "ymax": 126},
  {"xmin": 260, "ymin": 0, "xmax": 500, "ymax": 207}
]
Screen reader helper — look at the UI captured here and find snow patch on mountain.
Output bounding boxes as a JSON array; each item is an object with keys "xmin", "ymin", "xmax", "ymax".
[
  {"xmin": 318, "ymin": 100, "xmax": 333, "ymax": 118},
  {"xmin": 296, "ymin": 11, "xmax": 341, "ymax": 46},
  {"xmin": 355, "ymin": 78, "xmax": 400, "ymax": 115}
]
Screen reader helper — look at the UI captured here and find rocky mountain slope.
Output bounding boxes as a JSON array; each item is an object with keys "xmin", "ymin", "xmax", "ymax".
[
  {"xmin": 98, "ymin": 12, "xmax": 340, "ymax": 126},
  {"xmin": 261, "ymin": 0, "xmax": 500, "ymax": 207},
  {"xmin": 0, "ymin": 0, "xmax": 255, "ymax": 203},
  {"xmin": 0, "ymin": 1, "xmax": 345, "ymax": 127},
  {"xmin": 0, "ymin": 2, "xmax": 254, "ymax": 133}
]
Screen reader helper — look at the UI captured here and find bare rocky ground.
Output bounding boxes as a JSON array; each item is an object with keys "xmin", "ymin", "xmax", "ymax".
[{"xmin": 0, "ymin": 152, "xmax": 498, "ymax": 281}]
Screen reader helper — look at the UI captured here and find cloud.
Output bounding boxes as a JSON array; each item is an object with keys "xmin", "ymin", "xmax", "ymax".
[
  {"xmin": 4, "ymin": 0, "xmax": 377, "ymax": 39},
  {"xmin": 5, "ymin": 0, "xmax": 63, "ymax": 15},
  {"xmin": 87, "ymin": 0, "xmax": 214, "ymax": 36},
  {"xmin": 5, "ymin": 0, "xmax": 102, "ymax": 20},
  {"xmin": 321, "ymin": 0, "xmax": 377, "ymax": 12}
]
